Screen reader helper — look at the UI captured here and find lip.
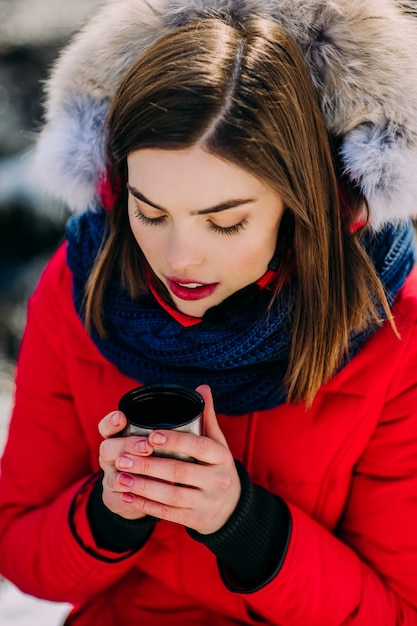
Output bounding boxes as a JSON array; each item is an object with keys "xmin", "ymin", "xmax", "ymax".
[{"xmin": 166, "ymin": 277, "xmax": 219, "ymax": 301}]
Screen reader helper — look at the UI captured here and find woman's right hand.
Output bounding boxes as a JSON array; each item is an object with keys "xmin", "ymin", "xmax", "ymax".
[{"xmin": 98, "ymin": 410, "xmax": 155, "ymax": 520}]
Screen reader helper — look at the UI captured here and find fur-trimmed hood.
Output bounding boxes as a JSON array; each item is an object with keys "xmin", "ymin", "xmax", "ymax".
[{"xmin": 34, "ymin": 0, "xmax": 417, "ymax": 229}]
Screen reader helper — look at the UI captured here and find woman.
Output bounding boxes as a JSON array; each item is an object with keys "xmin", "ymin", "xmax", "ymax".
[{"xmin": 1, "ymin": 0, "xmax": 417, "ymax": 624}]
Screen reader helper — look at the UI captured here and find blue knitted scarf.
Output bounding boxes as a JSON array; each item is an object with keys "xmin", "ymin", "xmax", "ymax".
[{"xmin": 66, "ymin": 209, "xmax": 416, "ymax": 415}]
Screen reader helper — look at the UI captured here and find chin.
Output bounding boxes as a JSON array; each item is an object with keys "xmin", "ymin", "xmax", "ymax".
[{"xmin": 176, "ymin": 302, "xmax": 209, "ymax": 318}]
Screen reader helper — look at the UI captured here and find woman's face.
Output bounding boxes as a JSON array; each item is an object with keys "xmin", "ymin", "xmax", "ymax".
[{"xmin": 127, "ymin": 145, "xmax": 285, "ymax": 317}]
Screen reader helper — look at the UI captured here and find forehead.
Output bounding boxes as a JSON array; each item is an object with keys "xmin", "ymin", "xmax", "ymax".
[{"xmin": 126, "ymin": 146, "xmax": 273, "ymax": 205}]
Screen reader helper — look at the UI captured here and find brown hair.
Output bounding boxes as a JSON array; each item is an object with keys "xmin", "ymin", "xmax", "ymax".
[{"xmin": 85, "ymin": 16, "xmax": 392, "ymax": 405}]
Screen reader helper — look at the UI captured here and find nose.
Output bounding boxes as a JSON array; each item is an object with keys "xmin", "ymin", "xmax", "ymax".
[{"xmin": 165, "ymin": 223, "xmax": 204, "ymax": 271}]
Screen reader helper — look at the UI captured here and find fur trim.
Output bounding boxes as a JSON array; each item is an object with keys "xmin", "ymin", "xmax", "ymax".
[{"xmin": 33, "ymin": 0, "xmax": 417, "ymax": 228}]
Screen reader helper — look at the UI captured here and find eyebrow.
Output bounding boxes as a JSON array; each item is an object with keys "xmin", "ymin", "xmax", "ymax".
[{"xmin": 127, "ymin": 184, "xmax": 255, "ymax": 215}]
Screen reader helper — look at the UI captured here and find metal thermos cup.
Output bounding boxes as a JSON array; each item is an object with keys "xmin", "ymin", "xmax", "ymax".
[{"xmin": 118, "ymin": 384, "xmax": 205, "ymax": 460}]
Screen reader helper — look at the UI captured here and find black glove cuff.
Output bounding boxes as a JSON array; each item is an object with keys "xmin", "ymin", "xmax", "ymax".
[{"xmin": 187, "ymin": 460, "xmax": 291, "ymax": 592}]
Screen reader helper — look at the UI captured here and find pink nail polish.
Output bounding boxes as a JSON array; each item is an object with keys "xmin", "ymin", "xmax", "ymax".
[
  {"xmin": 135, "ymin": 439, "xmax": 149, "ymax": 453},
  {"xmin": 119, "ymin": 473, "xmax": 134, "ymax": 487},
  {"xmin": 111, "ymin": 411, "xmax": 121, "ymax": 427},
  {"xmin": 150, "ymin": 432, "xmax": 166, "ymax": 445},
  {"xmin": 118, "ymin": 456, "xmax": 133, "ymax": 469}
]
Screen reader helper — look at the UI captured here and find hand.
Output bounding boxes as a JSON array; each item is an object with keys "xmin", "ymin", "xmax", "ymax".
[
  {"xmin": 98, "ymin": 385, "xmax": 241, "ymax": 533},
  {"xmin": 98, "ymin": 407, "xmax": 154, "ymax": 521}
]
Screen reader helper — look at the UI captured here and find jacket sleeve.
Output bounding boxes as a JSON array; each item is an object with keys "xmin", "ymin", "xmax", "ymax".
[
  {"xmin": 232, "ymin": 312, "xmax": 417, "ymax": 625},
  {"xmin": 0, "ymin": 245, "xmax": 142, "ymax": 604}
]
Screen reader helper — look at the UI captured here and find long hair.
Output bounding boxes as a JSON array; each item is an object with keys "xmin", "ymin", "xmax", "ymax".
[{"xmin": 85, "ymin": 16, "xmax": 392, "ymax": 405}]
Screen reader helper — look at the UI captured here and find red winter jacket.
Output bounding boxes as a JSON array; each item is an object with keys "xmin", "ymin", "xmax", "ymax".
[{"xmin": 1, "ymin": 243, "xmax": 417, "ymax": 625}]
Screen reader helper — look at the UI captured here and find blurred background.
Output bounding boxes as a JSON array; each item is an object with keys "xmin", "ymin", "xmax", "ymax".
[
  {"xmin": 0, "ymin": 0, "xmax": 100, "ymax": 449},
  {"xmin": 0, "ymin": 1, "xmax": 99, "ymax": 623}
]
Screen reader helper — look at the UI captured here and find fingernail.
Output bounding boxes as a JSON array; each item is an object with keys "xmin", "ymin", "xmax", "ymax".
[
  {"xmin": 135, "ymin": 439, "xmax": 149, "ymax": 453},
  {"xmin": 150, "ymin": 432, "xmax": 166, "ymax": 445},
  {"xmin": 119, "ymin": 473, "xmax": 134, "ymax": 487},
  {"xmin": 122, "ymin": 493, "xmax": 134, "ymax": 503},
  {"xmin": 111, "ymin": 411, "xmax": 121, "ymax": 427},
  {"xmin": 117, "ymin": 456, "xmax": 133, "ymax": 469}
]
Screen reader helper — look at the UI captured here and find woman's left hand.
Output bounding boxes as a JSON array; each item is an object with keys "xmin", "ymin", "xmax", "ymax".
[{"xmin": 114, "ymin": 384, "xmax": 241, "ymax": 534}]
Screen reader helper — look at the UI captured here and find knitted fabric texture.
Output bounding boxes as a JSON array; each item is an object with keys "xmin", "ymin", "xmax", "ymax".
[{"xmin": 66, "ymin": 209, "xmax": 416, "ymax": 415}]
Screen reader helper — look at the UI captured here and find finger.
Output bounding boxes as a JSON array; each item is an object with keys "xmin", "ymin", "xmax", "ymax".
[
  {"xmin": 121, "ymin": 469, "xmax": 195, "ymax": 505},
  {"xmin": 124, "ymin": 452, "xmax": 212, "ymax": 488},
  {"xmin": 110, "ymin": 478, "xmax": 199, "ymax": 527},
  {"xmin": 112, "ymin": 459, "xmax": 239, "ymax": 532},
  {"xmin": 101, "ymin": 471, "xmax": 149, "ymax": 520},
  {"xmin": 101, "ymin": 435, "xmax": 154, "ymax": 468},
  {"xmin": 98, "ymin": 410, "xmax": 127, "ymax": 439},
  {"xmin": 145, "ymin": 385, "xmax": 229, "ymax": 464},
  {"xmin": 195, "ymin": 384, "xmax": 228, "ymax": 447},
  {"xmin": 102, "ymin": 489, "xmax": 147, "ymax": 520},
  {"xmin": 147, "ymin": 428, "xmax": 217, "ymax": 465},
  {"xmin": 143, "ymin": 432, "xmax": 230, "ymax": 480},
  {"xmin": 99, "ymin": 437, "xmax": 126, "ymax": 467}
]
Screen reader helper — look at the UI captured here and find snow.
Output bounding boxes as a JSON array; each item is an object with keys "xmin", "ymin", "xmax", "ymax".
[{"xmin": 0, "ymin": 581, "xmax": 71, "ymax": 626}]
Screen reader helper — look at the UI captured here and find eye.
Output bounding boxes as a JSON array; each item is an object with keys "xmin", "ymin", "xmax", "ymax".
[
  {"xmin": 208, "ymin": 219, "xmax": 248, "ymax": 236},
  {"xmin": 134, "ymin": 207, "xmax": 166, "ymax": 226}
]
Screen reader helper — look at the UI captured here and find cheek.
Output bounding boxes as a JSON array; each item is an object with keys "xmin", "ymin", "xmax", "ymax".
[
  {"xmin": 221, "ymin": 240, "xmax": 275, "ymax": 284},
  {"xmin": 135, "ymin": 232, "xmax": 162, "ymax": 265},
  {"xmin": 239, "ymin": 231, "xmax": 278, "ymax": 265}
]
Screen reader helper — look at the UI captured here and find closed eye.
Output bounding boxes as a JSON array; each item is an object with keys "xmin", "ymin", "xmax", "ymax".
[
  {"xmin": 134, "ymin": 207, "xmax": 166, "ymax": 226},
  {"xmin": 132, "ymin": 199, "xmax": 248, "ymax": 235},
  {"xmin": 208, "ymin": 219, "xmax": 248, "ymax": 236}
]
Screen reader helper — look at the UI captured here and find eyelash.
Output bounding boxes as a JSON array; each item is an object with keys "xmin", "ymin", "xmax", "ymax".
[
  {"xmin": 134, "ymin": 208, "xmax": 165, "ymax": 226},
  {"xmin": 133, "ymin": 207, "xmax": 248, "ymax": 236},
  {"xmin": 209, "ymin": 220, "xmax": 248, "ymax": 236}
]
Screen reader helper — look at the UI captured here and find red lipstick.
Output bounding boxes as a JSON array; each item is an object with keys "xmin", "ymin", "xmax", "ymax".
[{"xmin": 166, "ymin": 277, "xmax": 219, "ymax": 301}]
